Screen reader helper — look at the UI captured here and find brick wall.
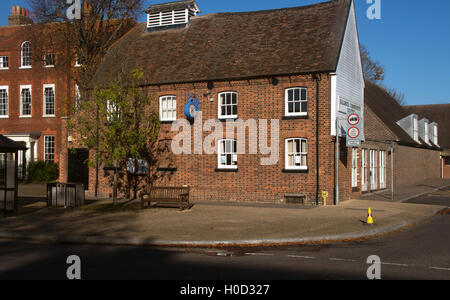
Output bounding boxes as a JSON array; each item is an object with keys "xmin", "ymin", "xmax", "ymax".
[
  {"xmin": 84, "ymin": 74, "xmax": 354, "ymax": 205},
  {"xmin": 0, "ymin": 27, "xmax": 72, "ymax": 174}
]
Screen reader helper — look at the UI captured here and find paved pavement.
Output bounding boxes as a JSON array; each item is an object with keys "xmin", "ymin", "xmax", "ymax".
[
  {"xmin": 1, "ymin": 178, "xmax": 446, "ymax": 248},
  {"xmin": 360, "ymin": 178, "xmax": 450, "ymax": 203},
  {"xmin": 0, "ymin": 211, "xmax": 448, "ymax": 280}
]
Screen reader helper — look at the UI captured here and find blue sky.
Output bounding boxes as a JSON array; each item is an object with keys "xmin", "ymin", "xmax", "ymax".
[{"xmin": 1, "ymin": 0, "xmax": 449, "ymax": 105}]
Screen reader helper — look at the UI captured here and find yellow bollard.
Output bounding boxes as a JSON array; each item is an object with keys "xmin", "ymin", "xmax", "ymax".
[{"xmin": 366, "ymin": 207, "xmax": 374, "ymax": 225}]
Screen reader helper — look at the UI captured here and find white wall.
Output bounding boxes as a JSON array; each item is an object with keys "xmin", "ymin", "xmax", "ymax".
[{"xmin": 331, "ymin": 1, "xmax": 365, "ymax": 137}]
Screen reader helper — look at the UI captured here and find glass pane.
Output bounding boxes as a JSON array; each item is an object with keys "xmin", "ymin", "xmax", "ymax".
[
  {"xmin": 295, "ymin": 139, "xmax": 300, "ymax": 152},
  {"xmin": 301, "ymin": 102, "xmax": 307, "ymax": 113},
  {"xmin": 288, "ymin": 140, "xmax": 293, "ymax": 153},
  {"xmin": 301, "ymin": 88, "xmax": 307, "ymax": 100},
  {"xmin": 232, "ymin": 105, "xmax": 237, "ymax": 116},
  {"xmin": 294, "ymin": 88, "xmax": 300, "ymax": 100},
  {"xmin": 232, "ymin": 93, "xmax": 237, "ymax": 104},
  {"xmin": 288, "ymin": 89, "xmax": 293, "ymax": 101},
  {"xmin": 288, "ymin": 103, "xmax": 294, "ymax": 113},
  {"xmin": 226, "ymin": 94, "xmax": 231, "ymax": 104},
  {"xmin": 301, "ymin": 140, "xmax": 307, "ymax": 152},
  {"xmin": 301, "ymin": 154, "xmax": 307, "ymax": 166},
  {"xmin": 295, "ymin": 102, "xmax": 300, "ymax": 113},
  {"xmin": 288, "ymin": 155, "xmax": 294, "ymax": 166},
  {"xmin": 227, "ymin": 106, "xmax": 232, "ymax": 116}
]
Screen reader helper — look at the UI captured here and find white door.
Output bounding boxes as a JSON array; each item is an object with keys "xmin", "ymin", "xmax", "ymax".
[
  {"xmin": 379, "ymin": 151, "xmax": 386, "ymax": 189},
  {"xmin": 370, "ymin": 150, "xmax": 378, "ymax": 190},
  {"xmin": 361, "ymin": 149, "xmax": 367, "ymax": 192}
]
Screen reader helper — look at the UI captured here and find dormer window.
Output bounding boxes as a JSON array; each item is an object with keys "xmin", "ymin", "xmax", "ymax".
[
  {"xmin": 424, "ymin": 121, "xmax": 429, "ymax": 143},
  {"xmin": 145, "ymin": 0, "xmax": 200, "ymax": 31},
  {"xmin": 413, "ymin": 117, "xmax": 419, "ymax": 142}
]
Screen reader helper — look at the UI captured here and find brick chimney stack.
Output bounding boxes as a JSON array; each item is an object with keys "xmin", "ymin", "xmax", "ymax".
[{"xmin": 8, "ymin": 5, "xmax": 33, "ymax": 26}]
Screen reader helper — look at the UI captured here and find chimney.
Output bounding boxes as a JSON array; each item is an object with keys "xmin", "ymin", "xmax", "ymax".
[{"xmin": 8, "ymin": 5, "xmax": 33, "ymax": 26}]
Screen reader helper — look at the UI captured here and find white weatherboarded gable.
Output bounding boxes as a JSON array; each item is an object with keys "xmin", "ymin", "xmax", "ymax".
[{"xmin": 331, "ymin": 0, "xmax": 365, "ymax": 137}]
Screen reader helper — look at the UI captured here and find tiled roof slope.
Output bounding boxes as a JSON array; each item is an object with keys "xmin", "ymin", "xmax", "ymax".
[
  {"xmin": 93, "ymin": 0, "xmax": 351, "ymax": 86},
  {"xmin": 404, "ymin": 104, "xmax": 450, "ymax": 150},
  {"xmin": 364, "ymin": 81, "xmax": 417, "ymax": 145}
]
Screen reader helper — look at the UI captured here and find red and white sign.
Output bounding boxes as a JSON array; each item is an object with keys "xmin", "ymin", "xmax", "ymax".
[
  {"xmin": 347, "ymin": 113, "xmax": 360, "ymax": 126},
  {"xmin": 347, "ymin": 127, "xmax": 360, "ymax": 139}
]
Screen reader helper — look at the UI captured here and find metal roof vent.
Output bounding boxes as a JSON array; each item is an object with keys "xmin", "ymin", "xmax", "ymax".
[{"xmin": 145, "ymin": 0, "xmax": 200, "ymax": 32}]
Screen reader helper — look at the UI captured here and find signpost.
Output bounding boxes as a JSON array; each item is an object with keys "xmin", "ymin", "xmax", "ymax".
[{"xmin": 346, "ymin": 112, "xmax": 362, "ymax": 147}]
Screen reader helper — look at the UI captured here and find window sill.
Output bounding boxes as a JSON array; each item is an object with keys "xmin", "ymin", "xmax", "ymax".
[
  {"xmin": 160, "ymin": 119, "xmax": 176, "ymax": 124},
  {"xmin": 19, "ymin": 66, "xmax": 32, "ymax": 70},
  {"xmin": 283, "ymin": 168, "xmax": 308, "ymax": 173},
  {"xmin": 0, "ymin": 116, "xmax": 9, "ymax": 119},
  {"xmin": 283, "ymin": 114, "xmax": 308, "ymax": 120},
  {"xmin": 157, "ymin": 167, "xmax": 178, "ymax": 172},
  {"xmin": 0, "ymin": 68, "xmax": 9, "ymax": 71},
  {"xmin": 42, "ymin": 115, "xmax": 56, "ymax": 118},
  {"xmin": 215, "ymin": 168, "xmax": 238, "ymax": 172},
  {"xmin": 44, "ymin": 65, "xmax": 55, "ymax": 68},
  {"xmin": 20, "ymin": 115, "xmax": 32, "ymax": 118}
]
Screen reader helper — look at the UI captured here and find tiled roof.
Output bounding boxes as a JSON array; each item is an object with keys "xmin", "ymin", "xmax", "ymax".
[
  {"xmin": 93, "ymin": 0, "xmax": 351, "ymax": 86},
  {"xmin": 364, "ymin": 81, "xmax": 417, "ymax": 145},
  {"xmin": 404, "ymin": 103, "xmax": 450, "ymax": 150}
]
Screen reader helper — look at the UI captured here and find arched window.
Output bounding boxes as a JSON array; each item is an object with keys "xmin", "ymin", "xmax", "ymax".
[{"xmin": 21, "ymin": 41, "xmax": 32, "ymax": 68}]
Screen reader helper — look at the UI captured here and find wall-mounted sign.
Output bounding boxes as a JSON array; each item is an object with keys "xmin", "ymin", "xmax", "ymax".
[
  {"xmin": 184, "ymin": 93, "xmax": 200, "ymax": 120},
  {"xmin": 339, "ymin": 97, "xmax": 361, "ymax": 114},
  {"xmin": 346, "ymin": 111, "xmax": 362, "ymax": 147}
]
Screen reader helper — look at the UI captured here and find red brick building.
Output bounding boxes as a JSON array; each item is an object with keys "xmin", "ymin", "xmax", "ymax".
[
  {"xmin": 89, "ymin": 0, "xmax": 366, "ymax": 204},
  {"xmin": 0, "ymin": 6, "xmax": 74, "ymax": 179},
  {"xmin": 360, "ymin": 82, "xmax": 442, "ymax": 194}
]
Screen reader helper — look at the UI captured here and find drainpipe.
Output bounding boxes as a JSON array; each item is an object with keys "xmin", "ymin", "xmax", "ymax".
[{"xmin": 314, "ymin": 74, "xmax": 321, "ymax": 205}]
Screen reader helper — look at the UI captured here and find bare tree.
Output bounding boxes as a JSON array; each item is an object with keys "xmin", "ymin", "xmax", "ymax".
[
  {"xmin": 383, "ymin": 86, "xmax": 407, "ymax": 106},
  {"xmin": 26, "ymin": 0, "xmax": 142, "ymax": 196},
  {"xmin": 360, "ymin": 44, "xmax": 385, "ymax": 83}
]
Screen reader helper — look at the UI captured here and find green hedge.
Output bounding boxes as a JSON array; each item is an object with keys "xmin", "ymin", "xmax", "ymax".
[{"xmin": 27, "ymin": 161, "xmax": 59, "ymax": 183}]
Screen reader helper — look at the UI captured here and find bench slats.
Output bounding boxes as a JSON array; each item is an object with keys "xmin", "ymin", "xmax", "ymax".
[{"xmin": 141, "ymin": 186, "xmax": 190, "ymax": 211}]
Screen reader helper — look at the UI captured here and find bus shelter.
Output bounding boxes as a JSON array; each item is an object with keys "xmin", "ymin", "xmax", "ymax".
[{"xmin": 0, "ymin": 135, "xmax": 27, "ymax": 217}]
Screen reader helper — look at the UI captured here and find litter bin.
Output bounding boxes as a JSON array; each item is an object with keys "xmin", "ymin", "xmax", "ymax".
[{"xmin": 47, "ymin": 182, "xmax": 85, "ymax": 208}]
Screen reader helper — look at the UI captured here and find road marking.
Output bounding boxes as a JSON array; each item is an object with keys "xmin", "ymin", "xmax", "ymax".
[
  {"xmin": 329, "ymin": 258, "xmax": 357, "ymax": 262},
  {"xmin": 245, "ymin": 253, "xmax": 274, "ymax": 256},
  {"xmin": 429, "ymin": 266, "xmax": 450, "ymax": 271},
  {"xmin": 381, "ymin": 262, "xmax": 408, "ymax": 267},
  {"xmin": 287, "ymin": 255, "xmax": 315, "ymax": 260}
]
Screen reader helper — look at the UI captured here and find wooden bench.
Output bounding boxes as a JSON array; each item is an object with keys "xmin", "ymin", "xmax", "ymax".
[{"xmin": 140, "ymin": 186, "xmax": 191, "ymax": 211}]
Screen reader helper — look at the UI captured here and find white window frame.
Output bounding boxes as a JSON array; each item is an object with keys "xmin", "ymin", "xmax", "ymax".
[
  {"xmin": 352, "ymin": 148, "xmax": 359, "ymax": 188},
  {"xmin": 0, "ymin": 56, "xmax": 8, "ymax": 70},
  {"xmin": 218, "ymin": 91, "xmax": 238, "ymax": 120},
  {"xmin": 44, "ymin": 135, "xmax": 55, "ymax": 163},
  {"xmin": 43, "ymin": 84, "xmax": 56, "ymax": 117},
  {"xmin": 361, "ymin": 149, "xmax": 367, "ymax": 192},
  {"xmin": 20, "ymin": 85, "xmax": 32, "ymax": 117},
  {"xmin": 20, "ymin": 41, "xmax": 32, "ymax": 69},
  {"xmin": 159, "ymin": 95, "xmax": 177, "ymax": 121},
  {"xmin": 217, "ymin": 139, "xmax": 238, "ymax": 170},
  {"xmin": 379, "ymin": 151, "xmax": 386, "ymax": 189},
  {"xmin": 0, "ymin": 86, "xmax": 8, "ymax": 118},
  {"xmin": 285, "ymin": 138, "xmax": 308, "ymax": 170},
  {"xmin": 43, "ymin": 53, "xmax": 55, "ymax": 68},
  {"xmin": 285, "ymin": 87, "xmax": 308, "ymax": 117}
]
